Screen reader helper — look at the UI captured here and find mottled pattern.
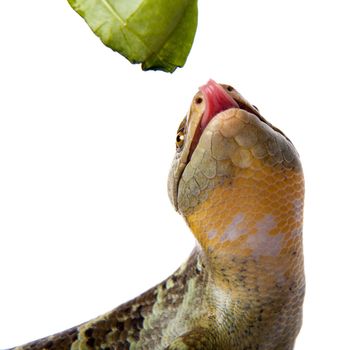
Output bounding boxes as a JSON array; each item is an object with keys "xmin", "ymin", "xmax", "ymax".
[
  {"xmin": 11, "ymin": 82, "xmax": 304, "ymax": 350},
  {"xmin": 13, "ymin": 252, "xmax": 209, "ymax": 350}
]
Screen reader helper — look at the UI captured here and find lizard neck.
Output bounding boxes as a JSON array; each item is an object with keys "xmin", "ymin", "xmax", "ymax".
[{"xmin": 185, "ymin": 162, "xmax": 305, "ymax": 300}]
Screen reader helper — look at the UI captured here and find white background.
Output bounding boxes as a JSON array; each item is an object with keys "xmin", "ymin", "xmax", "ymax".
[{"xmin": 0, "ymin": 1, "xmax": 349, "ymax": 349}]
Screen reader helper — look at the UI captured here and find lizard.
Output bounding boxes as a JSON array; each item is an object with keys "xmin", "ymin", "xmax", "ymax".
[{"xmin": 8, "ymin": 79, "xmax": 305, "ymax": 350}]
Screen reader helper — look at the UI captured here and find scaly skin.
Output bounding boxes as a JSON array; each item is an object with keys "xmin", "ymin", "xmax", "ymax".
[{"xmin": 10, "ymin": 81, "xmax": 304, "ymax": 350}]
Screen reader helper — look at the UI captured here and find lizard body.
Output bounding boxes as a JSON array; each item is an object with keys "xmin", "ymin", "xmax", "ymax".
[{"xmin": 9, "ymin": 80, "xmax": 305, "ymax": 350}]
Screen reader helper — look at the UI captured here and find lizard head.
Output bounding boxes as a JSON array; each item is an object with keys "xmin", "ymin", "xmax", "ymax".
[{"xmin": 168, "ymin": 79, "xmax": 304, "ymax": 261}]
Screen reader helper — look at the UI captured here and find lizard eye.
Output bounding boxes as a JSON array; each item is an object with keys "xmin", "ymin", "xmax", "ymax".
[{"xmin": 176, "ymin": 130, "xmax": 185, "ymax": 151}]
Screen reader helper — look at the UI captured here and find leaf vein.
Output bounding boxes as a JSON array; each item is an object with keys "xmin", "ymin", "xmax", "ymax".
[{"xmin": 100, "ymin": 0, "xmax": 125, "ymax": 25}]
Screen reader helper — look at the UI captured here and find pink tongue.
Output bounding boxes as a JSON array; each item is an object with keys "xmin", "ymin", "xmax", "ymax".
[{"xmin": 199, "ymin": 79, "xmax": 239, "ymax": 130}]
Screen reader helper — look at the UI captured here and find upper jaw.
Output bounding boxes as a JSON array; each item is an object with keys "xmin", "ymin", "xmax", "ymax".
[
  {"xmin": 222, "ymin": 84, "xmax": 289, "ymax": 141},
  {"xmin": 223, "ymin": 85, "xmax": 261, "ymax": 118}
]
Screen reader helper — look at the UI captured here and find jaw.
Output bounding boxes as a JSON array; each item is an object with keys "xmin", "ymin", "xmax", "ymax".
[
  {"xmin": 168, "ymin": 79, "xmax": 289, "ymax": 212},
  {"xmin": 168, "ymin": 80, "xmax": 259, "ymax": 211}
]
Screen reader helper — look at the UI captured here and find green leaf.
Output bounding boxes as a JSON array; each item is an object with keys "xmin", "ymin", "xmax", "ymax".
[{"xmin": 67, "ymin": 0, "xmax": 198, "ymax": 72}]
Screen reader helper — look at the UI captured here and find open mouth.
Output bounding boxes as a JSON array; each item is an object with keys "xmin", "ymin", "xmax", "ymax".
[
  {"xmin": 188, "ymin": 79, "xmax": 260, "ymax": 159},
  {"xmin": 199, "ymin": 79, "xmax": 240, "ymax": 131},
  {"xmin": 200, "ymin": 79, "xmax": 262, "ymax": 132}
]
